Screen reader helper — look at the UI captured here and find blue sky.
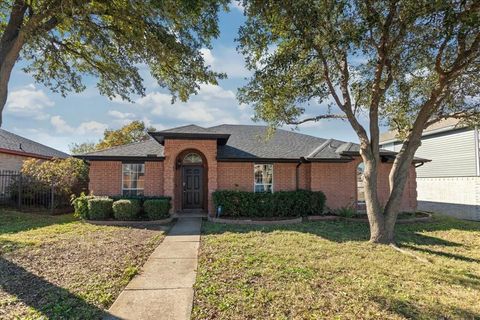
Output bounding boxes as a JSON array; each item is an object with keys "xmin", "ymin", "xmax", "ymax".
[{"xmin": 3, "ymin": 4, "xmax": 358, "ymax": 153}]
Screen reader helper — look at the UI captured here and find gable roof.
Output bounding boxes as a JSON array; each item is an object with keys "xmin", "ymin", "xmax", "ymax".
[
  {"xmin": 77, "ymin": 139, "xmax": 164, "ymax": 161},
  {"xmin": 0, "ymin": 129, "xmax": 69, "ymax": 159},
  {"xmin": 76, "ymin": 124, "xmax": 423, "ymax": 163}
]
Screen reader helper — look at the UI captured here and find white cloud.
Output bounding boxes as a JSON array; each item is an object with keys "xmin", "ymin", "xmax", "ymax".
[
  {"xmin": 199, "ymin": 47, "xmax": 250, "ymax": 78},
  {"xmin": 230, "ymin": 1, "xmax": 244, "ymax": 12},
  {"xmin": 200, "ymin": 48, "xmax": 215, "ymax": 66},
  {"xmin": 51, "ymin": 115, "xmax": 107, "ymax": 135},
  {"xmin": 6, "ymin": 84, "xmax": 54, "ymax": 119},
  {"xmin": 108, "ymin": 110, "xmax": 136, "ymax": 119},
  {"xmin": 133, "ymin": 82, "xmax": 247, "ymax": 126}
]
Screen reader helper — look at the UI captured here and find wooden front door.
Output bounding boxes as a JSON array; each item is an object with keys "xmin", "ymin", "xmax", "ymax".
[{"xmin": 182, "ymin": 166, "xmax": 203, "ymax": 209}]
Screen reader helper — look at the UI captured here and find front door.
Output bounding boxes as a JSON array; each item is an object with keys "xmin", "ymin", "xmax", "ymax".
[{"xmin": 182, "ymin": 166, "xmax": 203, "ymax": 209}]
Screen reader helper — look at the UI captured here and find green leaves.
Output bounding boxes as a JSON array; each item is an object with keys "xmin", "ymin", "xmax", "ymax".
[
  {"xmin": 2, "ymin": 0, "xmax": 229, "ymax": 107},
  {"xmin": 238, "ymin": 0, "xmax": 480, "ymax": 132}
]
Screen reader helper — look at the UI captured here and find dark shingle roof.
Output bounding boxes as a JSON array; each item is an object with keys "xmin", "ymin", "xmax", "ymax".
[
  {"xmin": 76, "ymin": 124, "xmax": 427, "ymax": 163},
  {"xmin": 79, "ymin": 139, "xmax": 164, "ymax": 158},
  {"xmin": 209, "ymin": 124, "xmax": 350, "ymax": 160},
  {"xmin": 0, "ymin": 129, "xmax": 69, "ymax": 158}
]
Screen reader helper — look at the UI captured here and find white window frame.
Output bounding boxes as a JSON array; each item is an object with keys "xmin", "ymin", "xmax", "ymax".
[
  {"xmin": 253, "ymin": 163, "xmax": 274, "ymax": 193},
  {"xmin": 122, "ymin": 163, "xmax": 145, "ymax": 196}
]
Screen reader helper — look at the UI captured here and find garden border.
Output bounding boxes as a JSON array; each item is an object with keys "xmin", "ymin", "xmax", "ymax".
[
  {"xmin": 208, "ymin": 212, "xmax": 433, "ymax": 225},
  {"xmin": 85, "ymin": 216, "xmax": 174, "ymax": 227},
  {"xmin": 208, "ymin": 216, "xmax": 303, "ymax": 225}
]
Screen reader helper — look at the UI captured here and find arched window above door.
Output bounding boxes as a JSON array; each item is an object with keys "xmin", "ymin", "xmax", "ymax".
[{"xmin": 182, "ymin": 152, "xmax": 203, "ymax": 165}]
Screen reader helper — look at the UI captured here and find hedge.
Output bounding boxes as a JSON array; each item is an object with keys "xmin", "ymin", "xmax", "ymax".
[
  {"xmin": 113, "ymin": 199, "xmax": 141, "ymax": 220},
  {"xmin": 87, "ymin": 197, "xmax": 113, "ymax": 220},
  {"xmin": 71, "ymin": 193, "xmax": 96, "ymax": 219},
  {"xmin": 212, "ymin": 190, "xmax": 326, "ymax": 217},
  {"xmin": 143, "ymin": 199, "xmax": 171, "ymax": 220}
]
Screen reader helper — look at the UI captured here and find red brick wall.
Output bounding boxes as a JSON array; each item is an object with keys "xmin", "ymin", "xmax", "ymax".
[
  {"xmin": 88, "ymin": 152, "xmax": 417, "ymax": 214},
  {"xmin": 310, "ymin": 161, "xmax": 358, "ymax": 210},
  {"xmin": 88, "ymin": 161, "xmax": 122, "ymax": 196},
  {"xmin": 163, "ymin": 139, "xmax": 218, "ymax": 213},
  {"xmin": 217, "ymin": 162, "xmax": 253, "ymax": 191},
  {"xmin": 145, "ymin": 161, "xmax": 164, "ymax": 196}
]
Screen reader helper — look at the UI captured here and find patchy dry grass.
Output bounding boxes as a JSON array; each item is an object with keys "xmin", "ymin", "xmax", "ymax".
[
  {"xmin": 193, "ymin": 214, "xmax": 480, "ymax": 319},
  {"xmin": 0, "ymin": 210, "xmax": 167, "ymax": 319}
]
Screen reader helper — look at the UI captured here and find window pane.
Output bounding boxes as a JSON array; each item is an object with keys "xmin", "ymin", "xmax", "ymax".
[
  {"xmin": 254, "ymin": 184, "xmax": 265, "ymax": 193},
  {"xmin": 254, "ymin": 164, "xmax": 273, "ymax": 193}
]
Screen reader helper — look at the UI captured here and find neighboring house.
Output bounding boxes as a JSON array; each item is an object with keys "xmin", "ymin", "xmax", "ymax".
[
  {"xmin": 0, "ymin": 129, "xmax": 69, "ymax": 171},
  {"xmin": 76, "ymin": 124, "xmax": 423, "ymax": 215},
  {"xmin": 380, "ymin": 119, "xmax": 480, "ymax": 220}
]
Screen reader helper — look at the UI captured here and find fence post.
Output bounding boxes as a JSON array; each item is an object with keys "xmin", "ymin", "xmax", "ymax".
[
  {"xmin": 17, "ymin": 173, "xmax": 22, "ymax": 210},
  {"xmin": 51, "ymin": 180, "xmax": 55, "ymax": 215}
]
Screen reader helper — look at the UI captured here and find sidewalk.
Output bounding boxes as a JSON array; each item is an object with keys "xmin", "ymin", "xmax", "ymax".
[{"xmin": 105, "ymin": 218, "xmax": 202, "ymax": 320}]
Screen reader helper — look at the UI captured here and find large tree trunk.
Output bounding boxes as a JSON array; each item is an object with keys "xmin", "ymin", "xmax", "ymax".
[{"xmin": 0, "ymin": 0, "xmax": 28, "ymax": 127}]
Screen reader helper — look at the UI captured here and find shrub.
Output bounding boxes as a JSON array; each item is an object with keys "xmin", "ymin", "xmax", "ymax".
[
  {"xmin": 87, "ymin": 197, "xmax": 113, "ymax": 220},
  {"xmin": 334, "ymin": 206, "xmax": 356, "ymax": 218},
  {"xmin": 71, "ymin": 192, "xmax": 95, "ymax": 219},
  {"xmin": 212, "ymin": 190, "xmax": 326, "ymax": 218},
  {"xmin": 112, "ymin": 199, "xmax": 141, "ymax": 220},
  {"xmin": 143, "ymin": 199, "xmax": 171, "ymax": 220}
]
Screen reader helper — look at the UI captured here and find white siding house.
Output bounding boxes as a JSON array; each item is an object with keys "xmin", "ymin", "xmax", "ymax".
[{"xmin": 380, "ymin": 119, "xmax": 480, "ymax": 220}]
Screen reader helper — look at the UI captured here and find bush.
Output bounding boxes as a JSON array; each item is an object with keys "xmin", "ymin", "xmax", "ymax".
[
  {"xmin": 143, "ymin": 199, "xmax": 171, "ymax": 220},
  {"xmin": 333, "ymin": 206, "xmax": 356, "ymax": 218},
  {"xmin": 112, "ymin": 199, "xmax": 141, "ymax": 220},
  {"xmin": 71, "ymin": 192, "xmax": 95, "ymax": 219},
  {"xmin": 212, "ymin": 190, "xmax": 326, "ymax": 218},
  {"xmin": 87, "ymin": 197, "xmax": 113, "ymax": 220}
]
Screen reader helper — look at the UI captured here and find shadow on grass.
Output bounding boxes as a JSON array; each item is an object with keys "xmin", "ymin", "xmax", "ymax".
[
  {"xmin": 374, "ymin": 295, "xmax": 480, "ymax": 319},
  {"xmin": 0, "ymin": 256, "xmax": 105, "ymax": 319},
  {"xmin": 399, "ymin": 244, "xmax": 480, "ymax": 263},
  {"xmin": 202, "ymin": 214, "xmax": 478, "ymax": 246}
]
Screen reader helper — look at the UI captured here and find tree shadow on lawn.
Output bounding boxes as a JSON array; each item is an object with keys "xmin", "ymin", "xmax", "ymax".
[
  {"xmin": 373, "ymin": 295, "xmax": 480, "ymax": 319},
  {"xmin": 0, "ymin": 256, "xmax": 106, "ymax": 319},
  {"xmin": 203, "ymin": 214, "xmax": 478, "ymax": 247}
]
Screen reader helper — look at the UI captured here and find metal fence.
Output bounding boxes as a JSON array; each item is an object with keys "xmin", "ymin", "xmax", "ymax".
[{"xmin": 0, "ymin": 170, "xmax": 71, "ymax": 213}]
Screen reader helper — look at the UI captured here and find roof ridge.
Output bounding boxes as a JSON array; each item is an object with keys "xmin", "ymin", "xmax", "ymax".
[
  {"xmin": 306, "ymin": 138, "xmax": 333, "ymax": 159},
  {"xmin": 82, "ymin": 138, "xmax": 153, "ymax": 155}
]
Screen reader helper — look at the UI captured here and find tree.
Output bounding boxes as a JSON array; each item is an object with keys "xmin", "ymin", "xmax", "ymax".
[
  {"xmin": 0, "ymin": 0, "xmax": 228, "ymax": 126},
  {"xmin": 96, "ymin": 120, "xmax": 155, "ymax": 150},
  {"xmin": 69, "ymin": 142, "xmax": 96, "ymax": 155},
  {"xmin": 238, "ymin": 0, "xmax": 480, "ymax": 243},
  {"xmin": 70, "ymin": 120, "xmax": 155, "ymax": 153}
]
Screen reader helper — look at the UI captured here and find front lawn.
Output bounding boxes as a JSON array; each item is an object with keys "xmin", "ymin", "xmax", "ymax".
[
  {"xmin": 193, "ymin": 214, "xmax": 480, "ymax": 319},
  {"xmin": 0, "ymin": 210, "xmax": 167, "ymax": 319}
]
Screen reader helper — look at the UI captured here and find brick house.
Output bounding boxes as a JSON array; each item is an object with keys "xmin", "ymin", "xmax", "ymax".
[
  {"xmin": 0, "ymin": 128, "xmax": 69, "ymax": 171},
  {"xmin": 76, "ymin": 124, "xmax": 422, "ymax": 215}
]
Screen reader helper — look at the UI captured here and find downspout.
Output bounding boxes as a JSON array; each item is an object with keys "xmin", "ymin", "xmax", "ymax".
[
  {"xmin": 475, "ymin": 126, "xmax": 480, "ymax": 177},
  {"xmin": 296, "ymin": 157, "xmax": 306, "ymax": 190}
]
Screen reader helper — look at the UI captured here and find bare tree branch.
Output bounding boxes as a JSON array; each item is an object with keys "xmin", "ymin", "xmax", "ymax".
[{"xmin": 288, "ymin": 114, "xmax": 347, "ymax": 125}]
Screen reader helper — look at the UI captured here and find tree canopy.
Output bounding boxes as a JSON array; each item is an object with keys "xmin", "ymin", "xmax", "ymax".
[
  {"xmin": 70, "ymin": 120, "xmax": 154, "ymax": 154},
  {"xmin": 0, "ymin": 0, "xmax": 228, "ymax": 125},
  {"xmin": 238, "ymin": 0, "xmax": 480, "ymax": 243}
]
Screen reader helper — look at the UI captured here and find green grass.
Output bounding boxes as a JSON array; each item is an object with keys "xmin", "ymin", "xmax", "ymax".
[
  {"xmin": 193, "ymin": 214, "xmax": 480, "ymax": 319},
  {"xmin": 0, "ymin": 210, "xmax": 166, "ymax": 319}
]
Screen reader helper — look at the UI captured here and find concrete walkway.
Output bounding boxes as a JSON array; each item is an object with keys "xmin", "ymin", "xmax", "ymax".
[{"xmin": 105, "ymin": 218, "xmax": 202, "ymax": 320}]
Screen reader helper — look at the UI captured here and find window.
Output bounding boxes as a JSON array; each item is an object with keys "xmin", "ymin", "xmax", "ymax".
[
  {"xmin": 357, "ymin": 162, "xmax": 365, "ymax": 203},
  {"xmin": 182, "ymin": 153, "xmax": 203, "ymax": 164},
  {"xmin": 122, "ymin": 163, "xmax": 145, "ymax": 196},
  {"xmin": 254, "ymin": 164, "xmax": 273, "ymax": 192}
]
